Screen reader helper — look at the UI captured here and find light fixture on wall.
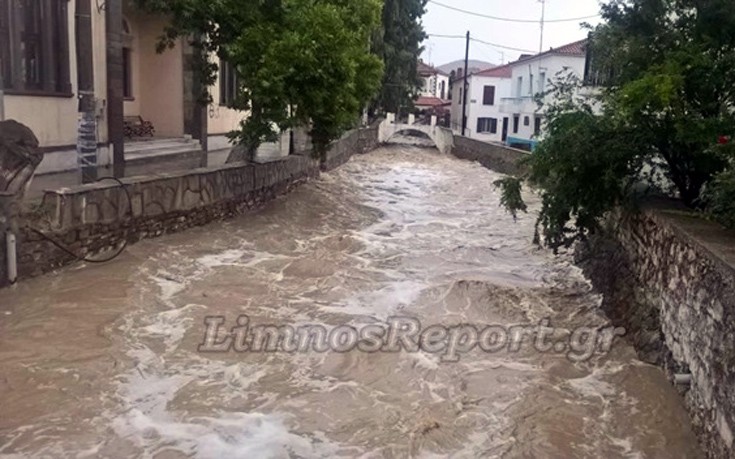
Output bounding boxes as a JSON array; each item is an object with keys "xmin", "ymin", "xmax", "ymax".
[{"xmin": 96, "ymin": 0, "xmax": 106, "ymax": 13}]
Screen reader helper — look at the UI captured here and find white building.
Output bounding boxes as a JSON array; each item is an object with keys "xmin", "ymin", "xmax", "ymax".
[
  {"xmin": 450, "ymin": 64, "xmax": 513, "ymax": 143},
  {"xmin": 417, "ymin": 61, "xmax": 450, "ymax": 100},
  {"xmin": 499, "ymin": 39, "xmax": 588, "ymax": 150}
]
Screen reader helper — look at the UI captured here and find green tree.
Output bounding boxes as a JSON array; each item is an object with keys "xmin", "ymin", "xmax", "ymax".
[
  {"xmin": 498, "ymin": 0, "xmax": 735, "ymax": 249},
  {"xmin": 137, "ymin": 0, "xmax": 384, "ymax": 161},
  {"xmin": 371, "ymin": 0, "xmax": 427, "ymax": 115}
]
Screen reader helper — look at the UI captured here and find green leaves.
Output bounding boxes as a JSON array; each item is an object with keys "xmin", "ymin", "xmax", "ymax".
[
  {"xmin": 137, "ymin": 0, "xmax": 384, "ymax": 158},
  {"xmin": 493, "ymin": 177, "xmax": 527, "ymax": 221},
  {"xmin": 496, "ymin": 0, "xmax": 735, "ymax": 249},
  {"xmin": 372, "ymin": 0, "xmax": 427, "ymax": 115}
]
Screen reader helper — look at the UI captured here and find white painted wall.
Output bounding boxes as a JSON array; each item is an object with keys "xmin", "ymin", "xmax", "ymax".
[
  {"xmin": 501, "ymin": 54, "xmax": 586, "ymax": 143},
  {"xmin": 450, "ymin": 74, "xmax": 511, "ymax": 142},
  {"xmin": 465, "ymin": 76, "xmax": 512, "ymax": 143},
  {"xmin": 420, "ymin": 73, "xmax": 450, "ymax": 99}
]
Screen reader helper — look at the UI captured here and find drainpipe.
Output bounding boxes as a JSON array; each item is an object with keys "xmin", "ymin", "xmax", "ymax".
[{"xmin": 76, "ymin": 0, "xmax": 98, "ymax": 183}]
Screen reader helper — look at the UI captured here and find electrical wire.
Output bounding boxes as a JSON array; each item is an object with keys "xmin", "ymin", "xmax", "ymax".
[
  {"xmin": 426, "ymin": 34, "xmax": 537, "ymax": 54},
  {"xmin": 29, "ymin": 176, "xmax": 132, "ymax": 264},
  {"xmin": 428, "ymin": 0, "xmax": 600, "ymax": 23}
]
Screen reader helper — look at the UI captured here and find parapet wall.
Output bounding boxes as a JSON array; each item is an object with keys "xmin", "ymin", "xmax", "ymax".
[
  {"xmin": 451, "ymin": 135, "xmax": 530, "ymax": 176},
  {"xmin": 0, "ymin": 126, "xmax": 377, "ymax": 286},
  {"xmin": 578, "ymin": 205, "xmax": 735, "ymax": 458}
]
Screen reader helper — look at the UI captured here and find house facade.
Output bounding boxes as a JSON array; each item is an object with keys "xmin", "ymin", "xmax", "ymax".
[
  {"xmin": 499, "ymin": 39, "xmax": 587, "ymax": 150},
  {"xmin": 449, "ymin": 64, "xmax": 513, "ymax": 143},
  {"xmin": 0, "ymin": 0, "xmax": 247, "ymax": 179},
  {"xmin": 417, "ymin": 61, "xmax": 449, "ymax": 100}
]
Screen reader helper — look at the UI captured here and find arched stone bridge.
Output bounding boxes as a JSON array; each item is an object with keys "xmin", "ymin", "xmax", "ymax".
[{"xmin": 378, "ymin": 113, "xmax": 454, "ymax": 154}]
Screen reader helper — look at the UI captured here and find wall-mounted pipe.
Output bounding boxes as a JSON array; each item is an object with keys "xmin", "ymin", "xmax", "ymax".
[{"xmin": 6, "ymin": 231, "xmax": 17, "ymax": 284}]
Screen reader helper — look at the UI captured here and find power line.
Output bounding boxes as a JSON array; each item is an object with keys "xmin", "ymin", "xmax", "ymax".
[
  {"xmin": 428, "ymin": 0, "xmax": 599, "ymax": 23},
  {"xmin": 471, "ymin": 37, "xmax": 536, "ymax": 54},
  {"xmin": 427, "ymin": 34, "xmax": 537, "ymax": 54}
]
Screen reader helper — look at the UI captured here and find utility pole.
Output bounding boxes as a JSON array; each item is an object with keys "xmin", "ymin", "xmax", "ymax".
[
  {"xmin": 106, "ymin": 0, "xmax": 125, "ymax": 178},
  {"xmin": 75, "ymin": 0, "xmax": 97, "ymax": 183},
  {"xmin": 539, "ymin": 0, "xmax": 546, "ymax": 53},
  {"xmin": 461, "ymin": 30, "xmax": 470, "ymax": 136}
]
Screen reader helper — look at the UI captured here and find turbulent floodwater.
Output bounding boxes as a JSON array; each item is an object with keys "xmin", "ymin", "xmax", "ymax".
[{"xmin": 0, "ymin": 144, "xmax": 701, "ymax": 458}]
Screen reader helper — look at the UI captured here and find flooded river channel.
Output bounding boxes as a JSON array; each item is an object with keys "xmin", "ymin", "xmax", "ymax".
[{"xmin": 0, "ymin": 145, "xmax": 701, "ymax": 458}]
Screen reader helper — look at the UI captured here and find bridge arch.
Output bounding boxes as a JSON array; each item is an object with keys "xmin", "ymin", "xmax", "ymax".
[{"xmin": 378, "ymin": 113, "xmax": 454, "ymax": 154}]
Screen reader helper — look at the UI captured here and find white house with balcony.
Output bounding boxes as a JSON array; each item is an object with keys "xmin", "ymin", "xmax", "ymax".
[
  {"xmin": 450, "ymin": 64, "xmax": 513, "ymax": 142},
  {"xmin": 417, "ymin": 61, "xmax": 450, "ymax": 100},
  {"xmin": 500, "ymin": 39, "xmax": 588, "ymax": 150}
]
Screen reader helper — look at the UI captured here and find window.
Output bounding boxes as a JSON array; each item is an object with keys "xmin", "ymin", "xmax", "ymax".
[
  {"xmin": 219, "ymin": 59, "xmax": 239, "ymax": 108},
  {"xmin": 534, "ymin": 116, "xmax": 543, "ymax": 136},
  {"xmin": 0, "ymin": 0, "xmax": 71, "ymax": 95},
  {"xmin": 529, "ymin": 73, "xmax": 534, "ymax": 95},
  {"xmin": 440, "ymin": 81, "xmax": 445, "ymax": 99},
  {"xmin": 539, "ymin": 72, "xmax": 546, "ymax": 95},
  {"xmin": 513, "ymin": 115, "xmax": 519, "ymax": 134},
  {"xmin": 458, "ymin": 87, "xmax": 463, "ymax": 105},
  {"xmin": 524, "ymin": 116, "xmax": 530, "ymax": 126},
  {"xmin": 477, "ymin": 117, "xmax": 497, "ymax": 134},
  {"xmin": 482, "ymin": 85, "xmax": 495, "ymax": 105},
  {"xmin": 516, "ymin": 76, "xmax": 523, "ymax": 97},
  {"xmin": 122, "ymin": 47, "xmax": 133, "ymax": 99}
]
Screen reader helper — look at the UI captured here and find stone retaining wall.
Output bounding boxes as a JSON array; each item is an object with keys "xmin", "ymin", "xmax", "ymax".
[
  {"xmin": 447, "ymin": 133, "xmax": 735, "ymax": 457},
  {"xmin": 451, "ymin": 135, "xmax": 530, "ymax": 176},
  {"xmin": 0, "ymin": 127, "xmax": 378, "ymax": 287},
  {"xmin": 578, "ymin": 205, "xmax": 735, "ymax": 458}
]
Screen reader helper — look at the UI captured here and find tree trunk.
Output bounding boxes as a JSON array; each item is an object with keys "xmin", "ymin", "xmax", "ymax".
[{"xmin": 225, "ymin": 143, "xmax": 257, "ymax": 163}]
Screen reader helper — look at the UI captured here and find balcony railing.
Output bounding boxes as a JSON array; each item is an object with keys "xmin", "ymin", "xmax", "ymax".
[{"xmin": 499, "ymin": 96, "xmax": 537, "ymax": 114}]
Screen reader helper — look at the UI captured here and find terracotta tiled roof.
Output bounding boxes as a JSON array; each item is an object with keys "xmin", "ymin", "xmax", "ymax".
[
  {"xmin": 417, "ymin": 61, "xmax": 448, "ymax": 77},
  {"xmin": 518, "ymin": 38, "xmax": 588, "ymax": 62},
  {"xmin": 415, "ymin": 96, "xmax": 449, "ymax": 107},
  {"xmin": 474, "ymin": 63, "xmax": 513, "ymax": 78}
]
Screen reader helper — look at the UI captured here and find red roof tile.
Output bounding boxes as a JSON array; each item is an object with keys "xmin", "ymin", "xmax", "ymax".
[
  {"xmin": 518, "ymin": 38, "xmax": 588, "ymax": 62},
  {"xmin": 415, "ymin": 96, "xmax": 449, "ymax": 107},
  {"xmin": 474, "ymin": 63, "xmax": 513, "ymax": 78},
  {"xmin": 417, "ymin": 61, "xmax": 449, "ymax": 77}
]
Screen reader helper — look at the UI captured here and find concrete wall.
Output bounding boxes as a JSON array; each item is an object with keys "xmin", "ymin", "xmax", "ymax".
[
  {"xmin": 578, "ymin": 206, "xmax": 735, "ymax": 458},
  {"xmin": 451, "ymin": 135, "xmax": 530, "ymax": 176},
  {"xmin": 0, "ymin": 126, "xmax": 378, "ymax": 286}
]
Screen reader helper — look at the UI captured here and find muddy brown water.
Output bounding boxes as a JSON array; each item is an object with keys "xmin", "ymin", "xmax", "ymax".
[{"xmin": 0, "ymin": 144, "xmax": 701, "ymax": 458}]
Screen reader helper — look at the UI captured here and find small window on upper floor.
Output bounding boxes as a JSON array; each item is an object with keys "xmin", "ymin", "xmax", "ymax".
[{"xmin": 482, "ymin": 85, "xmax": 495, "ymax": 105}]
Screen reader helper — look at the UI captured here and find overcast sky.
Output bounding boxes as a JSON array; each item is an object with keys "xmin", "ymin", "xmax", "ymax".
[{"xmin": 421, "ymin": 0, "xmax": 603, "ymax": 66}]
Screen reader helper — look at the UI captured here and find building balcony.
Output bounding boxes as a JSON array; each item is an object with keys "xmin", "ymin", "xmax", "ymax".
[{"xmin": 499, "ymin": 96, "xmax": 537, "ymax": 115}]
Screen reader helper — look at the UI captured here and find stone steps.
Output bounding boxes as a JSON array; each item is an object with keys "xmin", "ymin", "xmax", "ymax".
[{"xmin": 125, "ymin": 138, "xmax": 202, "ymax": 161}]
